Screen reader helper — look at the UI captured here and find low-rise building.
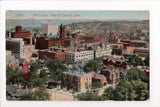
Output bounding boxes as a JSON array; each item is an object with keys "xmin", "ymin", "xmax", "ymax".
[
  {"xmin": 87, "ymin": 42, "xmax": 112, "ymax": 58},
  {"xmin": 61, "ymin": 66, "xmax": 92, "ymax": 92},
  {"xmin": 39, "ymin": 49, "xmax": 65, "ymax": 61},
  {"xmin": 65, "ymin": 50, "xmax": 94, "ymax": 62},
  {"xmin": 134, "ymin": 47, "xmax": 149, "ymax": 59}
]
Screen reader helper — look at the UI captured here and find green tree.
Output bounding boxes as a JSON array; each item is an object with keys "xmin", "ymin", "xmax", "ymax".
[
  {"xmin": 46, "ymin": 59, "xmax": 68, "ymax": 81},
  {"xmin": 30, "ymin": 60, "xmax": 43, "ymax": 72},
  {"xmin": 126, "ymin": 67, "xmax": 148, "ymax": 82},
  {"xmin": 84, "ymin": 57, "xmax": 103, "ymax": 73},
  {"xmin": 129, "ymin": 55, "xmax": 145, "ymax": 66},
  {"xmin": 114, "ymin": 79, "xmax": 148, "ymax": 101},
  {"xmin": 92, "ymin": 81, "xmax": 103, "ymax": 89},
  {"xmin": 144, "ymin": 55, "xmax": 149, "ymax": 66},
  {"xmin": 20, "ymin": 89, "xmax": 50, "ymax": 100},
  {"xmin": 102, "ymin": 87, "xmax": 114, "ymax": 100},
  {"xmin": 6, "ymin": 67, "xmax": 23, "ymax": 85}
]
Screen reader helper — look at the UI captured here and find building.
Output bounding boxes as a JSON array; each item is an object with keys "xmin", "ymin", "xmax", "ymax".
[
  {"xmin": 103, "ymin": 56, "xmax": 129, "ymax": 70},
  {"xmin": 36, "ymin": 24, "xmax": 65, "ymax": 49},
  {"xmin": 91, "ymin": 71, "xmax": 107, "ymax": 85},
  {"xmin": 11, "ymin": 26, "xmax": 31, "ymax": 38},
  {"xmin": 6, "ymin": 38, "xmax": 25, "ymax": 60},
  {"xmin": 61, "ymin": 66, "xmax": 92, "ymax": 92},
  {"xmin": 41, "ymin": 22, "xmax": 58, "ymax": 35},
  {"xmin": 65, "ymin": 50, "xmax": 94, "ymax": 62},
  {"xmin": 134, "ymin": 47, "xmax": 149, "ymax": 59},
  {"xmin": 39, "ymin": 48, "xmax": 65, "ymax": 61},
  {"xmin": 111, "ymin": 43, "xmax": 124, "ymax": 56},
  {"xmin": 100, "ymin": 66, "xmax": 120, "ymax": 84},
  {"xmin": 87, "ymin": 42, "xmax": 112, "ymax": 58},
  {"xmin": 6, "ymin": 54, "xmax": 19, "ymax": 69},
  {"xmin": 23, "ymin": 60, "xmax": 29, "ymax": 74}
]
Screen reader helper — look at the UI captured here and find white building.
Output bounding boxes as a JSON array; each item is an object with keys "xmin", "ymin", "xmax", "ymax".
[
  {"xmin": 6, "ymin": 38, "xmax": 25, "ymax": 60},
  {"xmin": 65, "ymin": 50, "xmax": 94, "ymax": 62},
  {"xmin": 87, "ymin": 42, "xmax": 112, "ymax": 58},
  {"xmin": 41, "ymin": 22, "xmax": 58, "ymax": 35}
]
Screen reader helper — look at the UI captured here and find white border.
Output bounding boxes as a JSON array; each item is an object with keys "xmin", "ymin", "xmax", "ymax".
[{"xmin": 1, "ymin": 1, "xmax": 160, "ymax": 107}]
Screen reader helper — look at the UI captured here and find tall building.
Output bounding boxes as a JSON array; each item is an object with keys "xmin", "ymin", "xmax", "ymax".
[
  {"xmin": 6, "ymin": 38, "xmax": 25, "ymax": 60},
  {"xmin": 41, "ymin": 22, "xmax": 58, "ymax": 35}
]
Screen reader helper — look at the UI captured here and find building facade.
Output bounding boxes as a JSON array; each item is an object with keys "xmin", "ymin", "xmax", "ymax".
[
  {"xmin": 11, "ymin": 26, "xmax": 31, "ymax": 38},
  {"xmin": 61, "ymin": 67, "xmax": 92, "ymax": 92},
  {"xmin": 87, "ymin": 42, "xmax": 112, "ymax": 58},
  {"xmin": 39, "ymin": 49, "xmax": 65, "ymax": 61},
  {"xmin": 41, "ymin": 22, "xmax": 59, "ymax": 35},
  {"xmin": 36, "ymin": 24, "xmax": 65, "ymax": 49},
  {"xmin": 65, "ymin": 50, "xmax": 94, "ymax": 62},
  {"xmin": 6, "ymin": 38, "xmax": 25, "ymax": 60}
]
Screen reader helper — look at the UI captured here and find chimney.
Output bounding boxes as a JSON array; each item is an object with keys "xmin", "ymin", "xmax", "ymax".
[
  {"xmin": 30, "ymin": 34, "xmax": 32, "ymax": 45},
  {"xmin": 74, "ymin": 44, "xmax": 77, "ymax": 52}
]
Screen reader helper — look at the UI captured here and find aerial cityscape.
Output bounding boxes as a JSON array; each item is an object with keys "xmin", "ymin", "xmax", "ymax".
[{"xmin": 6, "ymin": 11, "xmax": 149, "ymax": 101}]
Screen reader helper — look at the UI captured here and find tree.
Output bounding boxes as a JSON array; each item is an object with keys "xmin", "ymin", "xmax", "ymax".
[
  {"xmin": 102, "ymin": 87, "xmax": 114, "ymax": 100},
  {"xmin": 6, "ymin": 67, "xmax": 23, "ymax": 85},
  {"xmin": 92, "ymin": 81, "xmax": 103, "ymax": 89},
  {"xmin": 114, "ymin": 79, "xmax": 149, "ymax": 101},
  {"xmin": 30, "ymin": 60, "xmax": 43, "ymax": 73},
  {"xmin": 46, "ymin": 59, "xmax": 68, "ymax": 81},
  {"xmin": 20, "ymin": 89, "xmax": 50, "ymax": 100},
  {"xmin": 83, "ymin": 57, "xmax": 103, "ymax": 73},
  {"xmin": 128, "ymin": 55, "xmax": 145, "ymax": 66},
  {"xmin": 126, "ymin": 67, "xmax": 148, "ymax": 82},
  {"xmin": 144, "ymin": 55, "xmax": 149, "ymax": 66}
]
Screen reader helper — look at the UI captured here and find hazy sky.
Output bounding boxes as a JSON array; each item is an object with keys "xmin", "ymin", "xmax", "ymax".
[{"xmin": 6, "ymin": 11, "xmax": 149, "ymax": 20}]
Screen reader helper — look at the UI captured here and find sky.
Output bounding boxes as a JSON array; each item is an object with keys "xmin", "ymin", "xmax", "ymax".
[{"xmin": 6, "ymin": 11, "xmax": 149, "ymax": 20}]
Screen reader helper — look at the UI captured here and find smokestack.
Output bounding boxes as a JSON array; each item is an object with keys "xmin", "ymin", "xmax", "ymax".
[
  {"xmin": 74, "ymin": 44, "xmax": 77, "ymax": 52},
  {"xmin": 30, "ymin": 34, "xmax": 32, "ymax": 45}
]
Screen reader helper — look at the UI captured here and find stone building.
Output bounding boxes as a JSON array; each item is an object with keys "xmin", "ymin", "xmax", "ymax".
[
  {"xmin": 61, "ymin": 66, "xmax": 92, "ymax": 92},
  {"xmin": 65, "ymin": 50, "xmax": 94, "ymax": 62},
  {"xmin": 87, "ymin": 42, "xmax": 112, "ymax": 58}
]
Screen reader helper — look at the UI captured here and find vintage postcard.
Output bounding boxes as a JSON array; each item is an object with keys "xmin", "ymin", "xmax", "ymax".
[{"xmin": 5, "ymin": 10, "xmax": 149, "ymax": 101}]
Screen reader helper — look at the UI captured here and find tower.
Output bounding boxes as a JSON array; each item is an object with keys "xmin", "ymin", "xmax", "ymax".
[{"xmin": 60, "ymin": 24, "xmax": 65, "ymax": 47}]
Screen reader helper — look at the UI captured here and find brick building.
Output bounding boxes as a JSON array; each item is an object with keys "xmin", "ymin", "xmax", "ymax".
[
  {"xmin": 39, "ymin": 48, "xmax": 65, "ymax": 61},
  {"xmin": 61, "ymin": 66, "xmax": 92, "ymax": 92},
  {"xmin": 36, "ymin": 24, "xmax": 65, "ymax": 50},
  {"xmin": 23, "ymin": 60, "xmax": 29, "ymax": 74},
  {"xmin": 103, "ymin": 56, "xmax": 129, "ymax": 70},
  {"xmin": 100, "ymin": 66, "xmax": 120, "ymax": 84},
  {"xmin": 11, "ymin": 26, "xmax": 31, "ymax": 38},
  {"xmin": 134, "ymin": 47, "xmax": 149, "ymax": 58}
]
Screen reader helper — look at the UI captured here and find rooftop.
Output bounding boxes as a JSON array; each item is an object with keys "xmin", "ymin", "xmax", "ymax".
[{"xmin": 63, "ymin": 66, "xmax": 87, "ymax": 76}]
